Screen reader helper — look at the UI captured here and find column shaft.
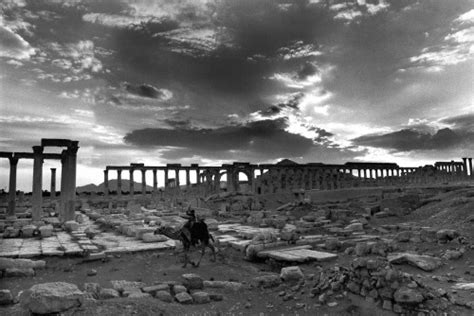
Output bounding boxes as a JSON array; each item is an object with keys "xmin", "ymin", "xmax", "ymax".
[
  {"xmin": 50, "ymin": 168, "xmax": 56, "ymax": 199},
  {"xmin": 104, "ymin": 170, "xmax": 109, "ymax": 197},
  {"xmin": 7, "ymin": 157, "xmax": 18, "ymax": 217},
  {"xmin": 141, "ymin": 169, "xmax": 146, "ymax": 196},
  {"xmin": 130, "ymin": 169, "xmax": 134, "ymax": 197},
  {"xmin": 117, "ymin": 170, "xmax": 122, "ymax": 197},
  {"xmin": 32, "ymin": 146, "xmax": 43, "ymax": 221}
]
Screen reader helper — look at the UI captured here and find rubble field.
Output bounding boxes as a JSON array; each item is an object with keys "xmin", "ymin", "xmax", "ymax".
[{"xmin": 0, "ymin": 184, "xmax": 473, "ymax": 315}]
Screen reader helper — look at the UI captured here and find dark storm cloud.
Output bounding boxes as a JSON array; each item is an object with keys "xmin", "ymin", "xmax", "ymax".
[
  {"xmin": 352, "ymin": 127, "xmax": 473, "ymax": 152},
  {"xmin": 124, "ymin": 83, "xmax": 167, "ymax": 99},
  {"xmin": 440, "ymin": 113, "xmax": 474, "ymax": 131},
  {"xmin": 124, "ymin": 118, "xmax": 314, "ymax": 157}
]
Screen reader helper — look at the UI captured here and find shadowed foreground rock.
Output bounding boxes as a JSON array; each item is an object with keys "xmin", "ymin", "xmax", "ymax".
[{"xmin": 19, "ymin": 282, "xmax": 84, "ymax": 314}]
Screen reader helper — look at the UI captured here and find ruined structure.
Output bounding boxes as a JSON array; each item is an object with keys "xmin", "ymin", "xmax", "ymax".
[
  {"xmin": 0, "ymin": 139, "xmax": 79, "ymax": 222},
  {"xmin": 103, "ymin": 158, "xmax": 473, "ymax": 197}
]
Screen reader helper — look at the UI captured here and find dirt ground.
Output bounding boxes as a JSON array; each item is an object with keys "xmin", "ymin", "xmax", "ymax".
[{"xmin": 1, "ymin": 184, "xmax": 474, "ymax": 316}]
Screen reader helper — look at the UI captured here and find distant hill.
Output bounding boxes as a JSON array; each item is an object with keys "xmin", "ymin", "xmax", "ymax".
[
  {"xmin": 276, "ymin": 159, "xmax": 298, "ymax": 165},
  {"xmin": 77, "ymin": 179, "xmax": 154, "ymax": 193}
]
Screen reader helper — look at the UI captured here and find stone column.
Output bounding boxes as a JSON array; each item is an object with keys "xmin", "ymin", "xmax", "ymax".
[
  {"xmin": 103, "ymin": 170, "xmax": 109, "ymax": 198},
  {"xmin": 32, "ymin": 146, "xmax": 44, "ymax": 221},
  {"xmin": 141, "ymin": 169, "xmax": 146, "ymax": 196},
  {"xmin": 64, "ymin": 142, "xmax": 79, "ymax": 222},
  {"xmin": 186, "ymin": 169, "xmax": 190, "ymax": 187},
  {"xmin": 226, "ymin": 170, "xmax": 234, "ymax": 193},
  {"xmin": 164, "ymin": 169, "xmax": 169, "ymax": 188},
  {"xmin": 60, "ymin": 150, "xmax": 69, "ymax": 222},
  {"xmin": 7, "ymin": 156, "xmax": 18, "ymax": 217},
  {"xmin": 469, "ymin": 158, "xmax": 473, "ymax": 178},
  {"xmin": 117, "ymin": 170, "xmax": 122, "ymax": 197},
  {"xmin": 152, "ymin": 169, "xmax": 158, "ymax": 195},
  {"xmin": 175, "ymin": 169, "xmax": 180, "ymax": 188},
  {"xmin": 50, "ymin": 168, "xmax": 57, "ymax": 199},
  {"xmin": 129, "ymin": 169, "xmax": 134, "ymax": 196}
]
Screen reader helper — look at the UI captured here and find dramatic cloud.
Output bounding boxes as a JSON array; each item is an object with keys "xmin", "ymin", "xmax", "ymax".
[
  {"xmin": 0, "ymin": 24, "xmax": 35, "ymax": 59},
  {"xmin": 124, "ymin": 118, "xmax": 316, "ymax": 159},
  {"xmin": 353, "ymin": 127, "xmax": 473, "ymax": 152},
  {"xmin": 124, "ymin": 83, "xmax": 173, "ymax": 100}
]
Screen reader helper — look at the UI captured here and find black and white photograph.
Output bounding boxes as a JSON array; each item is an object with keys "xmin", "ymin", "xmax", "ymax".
[{"xmin": 0, "ymin": 0, "xmax": 473, "ymax": 315}]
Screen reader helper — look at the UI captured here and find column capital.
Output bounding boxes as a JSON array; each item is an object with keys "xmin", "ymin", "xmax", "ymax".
[
  {"xmin": 9, "ymin": 156, "xmax": 19, "ymax": 165},
  {"xmin": 32, "ymin": 146, "xmax": 43, "ymax": 154},
  {"xmin": 51, "ymin": 167, "xmax": 56, "ymax": 171}
]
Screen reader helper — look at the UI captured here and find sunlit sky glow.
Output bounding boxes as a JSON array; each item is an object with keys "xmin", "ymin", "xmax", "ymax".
[{"xmin": 0, "ymin": 0, "xmax": 473, "ymax": 191}]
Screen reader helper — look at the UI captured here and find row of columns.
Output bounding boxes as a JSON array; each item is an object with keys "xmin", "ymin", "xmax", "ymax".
[
  {"xmin": 103, "ymin": 158, "xmax": 474, "ymax": 197},
  {"xmin": 103, "ymin": 167, "xmax": 202, "ymax": 198}
]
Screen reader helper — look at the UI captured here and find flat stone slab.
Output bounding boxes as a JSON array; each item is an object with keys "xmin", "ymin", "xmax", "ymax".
[
  {"xmin": 257, "ymin": 246, "xmax": 337, "ymax": 262},
  {"xmin": 388, "ymin": 252, "xmax": 442, "ymax": 272}
]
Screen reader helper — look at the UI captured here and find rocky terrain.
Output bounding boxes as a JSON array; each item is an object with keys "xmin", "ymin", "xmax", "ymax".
[{"xmin": 0, "ymin": 184, "xmax": 473, "ymax": 315}]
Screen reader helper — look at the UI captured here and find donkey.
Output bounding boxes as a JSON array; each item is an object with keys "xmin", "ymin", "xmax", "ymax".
[{"xmin": 155, "ymin": 221, "xmax": 216, "ymax": 268}]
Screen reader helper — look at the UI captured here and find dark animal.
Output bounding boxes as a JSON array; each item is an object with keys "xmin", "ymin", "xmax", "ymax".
[{"xmin": 155, "ymin": 221, "xmax": 216, "ymax": 268}]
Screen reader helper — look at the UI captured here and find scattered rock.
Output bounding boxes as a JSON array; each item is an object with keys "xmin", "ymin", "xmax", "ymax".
[
  {"xmin": 0, "ymin": 258, "xmax": 46, "ymax": 270},
  {"xmin": 280, "ymin": 266, "xmax": 304, "ymax": 282},
  {"xmin": 191, "ymin": 291, "xmax": 211, "ymax": 304},
  {"xmin": 203, "ymin": 280, "xmax": 243, "ymax": 291},
  {"xmin": 155, "ymin": 290, "xmax": 173, "ymax": 302},
  {"xmin": 87, "ymin": 269, "xmax": 97, "ymax": 276},
  {"xmin": 182, "ymin": 273, "xmax": 204, "ymax": 290},
  {"xmin": 5, "ymin": 268, "xmax": 35, "ymax": 277},
  {"xmin": 19, "ymin": 282, "xmax": 84, "ymax": 314},
  {"xmin": 64, "ymin": 221, "xmax": 80, "ymax": 232},
  {"xmin": 252, "ymin": 274, "xmax": 281, "ymax": 288},
  {"xmin": 209, "ymin": 293, "xmax": 224, "ymax": 301},
  {"xmin": 443, "ymin": 250, "xmax": 463, "ymax": 260},
  {"xmin": 388, "ymin": 253, "xmax": 442, "ymax": 271},
  {"xmin": 436, "ymin": 229, "xmax": 460, "ymax": 242},
  {"xmin": 98, "ymin": 288, "xmax": 119, "ymax": 299},
  {"xmin": 175, "ymin": 292, "xmax": 193, "ymax": 304},
  {"xmin": 142, "ymin": 233, "xmax": 169, "ymax": 243},
  {"xmin": 127, "ymin": 292, "xmax": 151, "ymax": 298},
  {"xmin": 142, "ymin": 284, "xmax": 169, "ymax": 295},
  {"xmin": 0, "ymin": 289, "xmax": 14, "ymax": 305},
  {"xmin": 394, "ymin": 287, "xmax": 424, "ymax": 304},
  {"xmin": 110, "ymin": 280, "xmax": 145, "ymax": 295},
  {"xmin": 83, "ymin": 283, "xmax": 101, "ymax": 297},
  {"xmin": 173, "ymin": 285, "xmax": 187, "ymax": 294},
  {"xmin": 344, "ymin": 222, "xmax": 363, "ymax": 232}
]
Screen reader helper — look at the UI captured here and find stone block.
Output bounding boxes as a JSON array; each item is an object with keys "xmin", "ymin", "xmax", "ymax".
[
  {"xmin": 252, "ymin": 274, "xmax": 281, "ymax": 288},
  {"xmin": 173, "ymin": 285, "xmax": 187, "ymax": 294},
  {"xmin": 64, "ymin": 221, "xmax": 79, "ymax": 232},
  {"xmin": 21, "ymin": 224, "xmax": 37, "ymax": 238},
  {"xmin": 135, "ymin": 227, "xmax": 156, "ymax": 240},
  {"xmin": 0, "ymin": 258, "xmax": 46, "ymax": 270},
  {"xmin": 39, "ymin": 225, "xmax": 54, "ymax": 237},
  {"xmin": 191, "ymin": 291, "xmax": 210, "ymax": 304},
  {"xmin": 5, "ymin": 268, "xmax": 35, "ymax": 277},
  {"xmin": 280, "ymin": 266, "xmax": 304, "ymax": 282},
  {"xmin": 142, "ymin": 233, "xmax": 168, "ymax": 243},
  {"xmin": 127, "ymin": 292, "xmax": 151, "ymax": 298},
  {"xmin": 83, "ymin": 283, "xmax": 101, "ymax": 297},
  {"xmin": 110, "ymin": 280, "xmax": 146, "ymax": 294},
  {"xmin": 142, "ymin": 284, "xmax": 169, "ymax": 295},
  {"xmin": 98, "ymin": 288, "xmax": 119, "ymax": 299},
  {"xmin": 175, "ymin": 292, "xmax": 193, "ymax": 304},
  {"xmin": 0, "ymin": 289, "xmax": 13, "ymax": 305},
  {"xmin": 182, "ymin": 273, "xmax": 204, "ymax": 290},
  {"xmin": 155, "ymin": 290, "xmax": 173, "ymax": 302},
  {"xmin": 394, "ymin": 287, "xmax": 424, "ymax": 304}
]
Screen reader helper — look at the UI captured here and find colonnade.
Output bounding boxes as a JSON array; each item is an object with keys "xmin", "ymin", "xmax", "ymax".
[
  {"xmin": 104, "ymin": 158, "xmax": 473, "ymax": 197},
  {"xmin": 0, "ymin": 139, "xmax": 79, "ymax": 222}
]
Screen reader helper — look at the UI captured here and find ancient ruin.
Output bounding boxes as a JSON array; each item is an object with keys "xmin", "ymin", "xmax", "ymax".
[{"xmin": 1, "ymin": 140, "xmax": 473, "ymax": 315}]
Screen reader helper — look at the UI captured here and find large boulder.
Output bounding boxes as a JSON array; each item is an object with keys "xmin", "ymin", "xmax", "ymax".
[
  {"xmin": 19, "ymin": 282, "xmax": 84, "ymax": 314},
  {"xmin": 388, "ymin": 253, "xmax": 442, "ymax": 272}
]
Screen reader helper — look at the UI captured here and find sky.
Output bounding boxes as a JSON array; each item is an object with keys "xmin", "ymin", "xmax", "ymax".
[{"xmin": 0, "ymin": 0, "xmax": 473, "ymax": 191}]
